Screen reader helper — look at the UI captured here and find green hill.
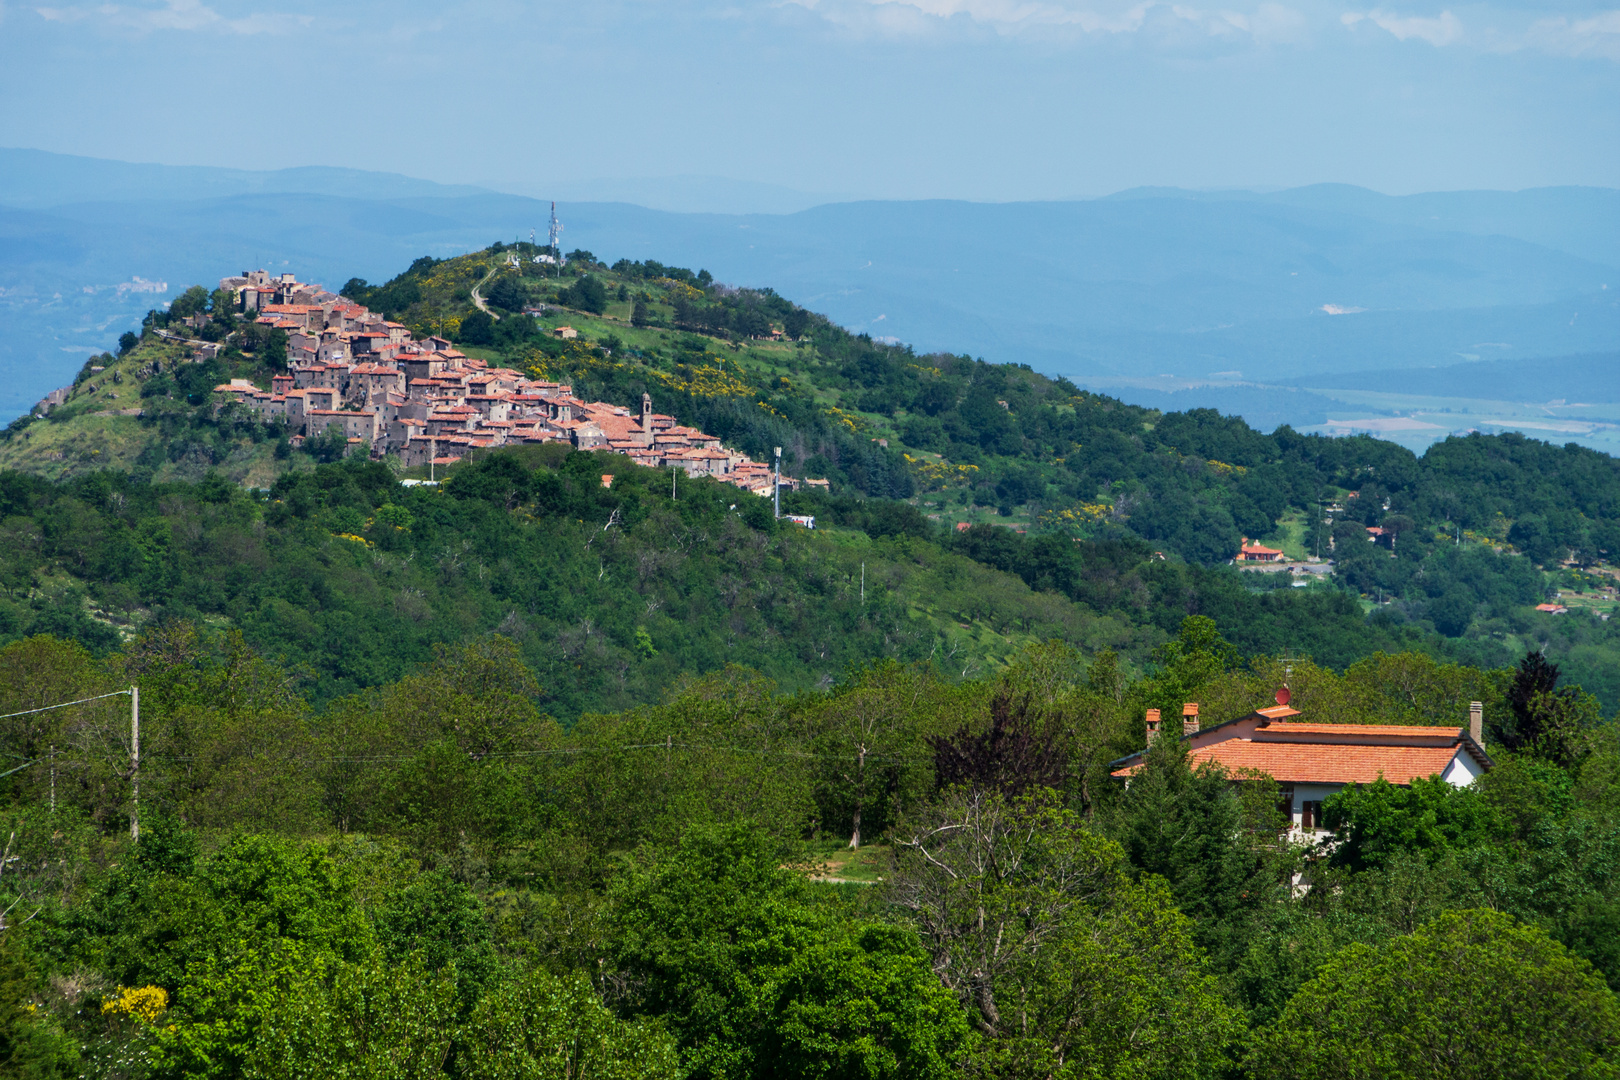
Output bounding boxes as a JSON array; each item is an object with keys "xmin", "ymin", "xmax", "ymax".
[
  {"xmin": 3, "ymin": 243, "xmax": 1620, "ymax": 712},
  {"xmin": 3, "ymin": 242, "xmax": 1620, "ymax": 1080}
]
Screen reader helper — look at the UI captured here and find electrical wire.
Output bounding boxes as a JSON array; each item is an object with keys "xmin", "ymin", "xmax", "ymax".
[{"xmin": 0, "ymin": 690, "xmax": 130, "ymax": 722}]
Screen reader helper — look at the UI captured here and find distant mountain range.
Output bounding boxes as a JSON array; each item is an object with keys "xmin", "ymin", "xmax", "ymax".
[
  {"xmin": 2, "ymin": 147, "xmax": 1615, "ymax": 442},
  {"xmin": 0, "ymin": 147, "xmax": 493, "ymax": 207}
]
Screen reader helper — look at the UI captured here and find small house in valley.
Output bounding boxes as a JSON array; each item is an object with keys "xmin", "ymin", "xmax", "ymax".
[
  {"xmin": 1109, "ymin": 701, "xmax": 1492, "ymax": 836},
  {"xmin": 1235, "ymin": 539, "xmax": 1287, "ymax": 563}
]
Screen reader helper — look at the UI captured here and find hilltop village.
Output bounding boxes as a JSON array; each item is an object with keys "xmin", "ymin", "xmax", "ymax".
[{"xmin": 204, "ymin": 268, "xmax": 812, "ymax": 494}]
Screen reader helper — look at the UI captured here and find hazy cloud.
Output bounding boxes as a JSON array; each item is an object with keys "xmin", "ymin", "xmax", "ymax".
[
  {"xmin": 1341, "ymin": 7, "xmax": 1463, "ymax": 45},
  {"xmin": 35, "ymin": 0, "xmax": 310, "ymax": 34},
  {"xmin": 790, "ymin": 0, "xmax": 1152, "ymax": 35},
  {"xmin": 791, "ymin": 0, "xmax": 1325, "ymax": 41},
  {"xmin": 1523, "ymin": 9, "xmax": 1620, "ymax": 58}
]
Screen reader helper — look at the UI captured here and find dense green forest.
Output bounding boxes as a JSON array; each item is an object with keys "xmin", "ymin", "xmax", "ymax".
[
  {"xmin": 2, "ymin": 620, "xmax": 1618, "ymax": 1077},
  {"xmin": 1, "ymin": 447, "xmax": 1611, "ymax": 720},
  {"xmin": 2, "ymin": 242, "xmax": 1620, "ymax": 1075}
]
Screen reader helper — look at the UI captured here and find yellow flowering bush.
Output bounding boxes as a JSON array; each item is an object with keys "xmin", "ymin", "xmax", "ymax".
[
  {"xmin": 1038, "ymin": 503, "xmax": 1114, "ymax": 531},
  {"xmin": 822, "ymin": 406, "xmax": 865, "ymax": 432},
  {"xmin": 657, "ymin": 278, "xmax": 706, "ymax": 302},
  {"xmin": 103, "ymin": 985, "xmax": 168, "ymax": 1024},
  {"xmin": 527, "ymin": 344, "xmax": 756, "ymax": 402},
  {"xmin": 904, "ymin": 453, "xmax": 979, "ymax": 487}
]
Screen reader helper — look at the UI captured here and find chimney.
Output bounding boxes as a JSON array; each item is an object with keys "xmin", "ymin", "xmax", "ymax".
[
  {"xmin": 1183, "ymin": 702, "xmax": 1200, "ymax": 735},
  {"xmin": 1145, "ymin": 708, "xmax": 1161, "ymax": 746},
  {"xmin": 1469, "ymin": 701, "xmax": 1483, "ymax": 745}
]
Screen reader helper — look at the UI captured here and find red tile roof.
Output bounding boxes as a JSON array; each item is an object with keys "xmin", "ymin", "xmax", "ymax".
[
  {"xmin": 1157, "ymin": 741, "xmax": 1463, "ymax": 786},
  {"xmin": 1258, "ymin": 723, "xmax": 1463, "ymax": 738}
]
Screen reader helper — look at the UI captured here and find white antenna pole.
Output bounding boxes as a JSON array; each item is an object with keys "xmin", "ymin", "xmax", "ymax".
[
  {"xmin": 129, "ymin": 685, "xmax": 140, "ymax": 841},
  {"xmin": 548, "ymin": 202, "xmax": 565, "ymax": 279},
  {"xmin": 774, "ymin": 447, "xmax": 782, "ymax": 519}
]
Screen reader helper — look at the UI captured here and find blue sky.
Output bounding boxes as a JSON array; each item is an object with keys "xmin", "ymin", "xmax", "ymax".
[{"xmin": 0, "ymin": 0, "xmax": 1615, "ymax": 200}]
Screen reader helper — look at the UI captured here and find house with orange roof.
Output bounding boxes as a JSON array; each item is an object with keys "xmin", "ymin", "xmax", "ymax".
[
  {"xmin": 1235, "ymin": 538, "xmax": 1287, "ymax": 563},
  {"xmin": 352, "ymin": 331, "xmax": 392, "ymax": 356},
  {"xmin": 212, "ymin": 379, "xmax": 260, "ymax": 400},
  {"xmin": 350, "ymin": 363, "xmax": 405, "ymax": 399},
  {"xmin": 1110, "ymin": 701, "xmax": 1492, "ymax": 835}
]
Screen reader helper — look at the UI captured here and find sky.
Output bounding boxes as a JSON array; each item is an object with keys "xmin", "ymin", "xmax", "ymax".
[{"xmin": 0, "ymin": 0, "xmax": 1615, "ymax": 202}]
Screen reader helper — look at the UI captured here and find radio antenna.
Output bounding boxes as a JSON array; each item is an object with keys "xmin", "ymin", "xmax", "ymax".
[{"xmin": 547, "ymin": 202, "xmax": 565, "ymax": 278}]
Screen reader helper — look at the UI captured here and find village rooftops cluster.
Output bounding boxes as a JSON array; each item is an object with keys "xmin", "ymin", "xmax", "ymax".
[
  {"xmin": 1110, "ymin": 700, "xmax": 1493, "ymax": 835},
  {"xmin": 209, "ymin": 269, "xmax": 822, "ymax": 492}
]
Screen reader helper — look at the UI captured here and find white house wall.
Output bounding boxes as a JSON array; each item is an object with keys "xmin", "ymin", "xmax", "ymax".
[{"xmin": 1442, "ymin": 751, "xmax": 1483, "ymax": 787}]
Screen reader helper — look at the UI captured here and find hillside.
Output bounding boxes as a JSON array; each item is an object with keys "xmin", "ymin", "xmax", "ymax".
[
  {"xmin": 3, "ymin": 243, "xmax": 1620, "ymax": 712},
  {"xmin": 4, "ymin": 242, "xmax": 1620, "ymax": 1080}
]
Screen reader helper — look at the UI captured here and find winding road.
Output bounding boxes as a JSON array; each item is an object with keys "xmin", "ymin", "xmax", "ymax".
[{"xmin": 470, "ymin": 264, "xmax": 501, "ymax": 321}]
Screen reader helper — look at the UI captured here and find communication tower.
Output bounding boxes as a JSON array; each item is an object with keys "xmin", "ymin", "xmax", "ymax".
[{"xmin": 548, "ymin": 202, "xmax": 565, "ymax": 275}]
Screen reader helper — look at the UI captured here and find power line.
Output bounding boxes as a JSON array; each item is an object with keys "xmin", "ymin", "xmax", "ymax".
[
  {"xmin": 31, "ymin": 741, "xmax": 930, "ymax": 768},
  {"xmin": 0, "ymin": 690, "xmax": 130, "ymax": 722}
]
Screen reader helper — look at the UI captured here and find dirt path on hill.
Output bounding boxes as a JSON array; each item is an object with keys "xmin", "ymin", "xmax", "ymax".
[{"xmin": 470, "ymin": 264, "xmax": 500, "ymax": 321}]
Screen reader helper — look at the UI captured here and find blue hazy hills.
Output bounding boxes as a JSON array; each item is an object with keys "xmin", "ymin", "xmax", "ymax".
[{"xmin": 2, "ymin": 147, "xmax": 1615, "ymax": 431}]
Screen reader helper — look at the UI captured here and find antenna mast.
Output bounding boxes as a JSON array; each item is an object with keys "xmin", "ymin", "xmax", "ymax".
[{"xmin": 547, "ymin": 202, "xmax": 565, "ymax": 278}]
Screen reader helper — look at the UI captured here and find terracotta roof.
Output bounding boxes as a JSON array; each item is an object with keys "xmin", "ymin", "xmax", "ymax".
[
  {"xmin": 1258, "ymin": 723, "xmax": 1463, "ymax": 739},
  {"xmin": 1123, "ymin": 741, "xmax": 1466, "ymax": 786}
]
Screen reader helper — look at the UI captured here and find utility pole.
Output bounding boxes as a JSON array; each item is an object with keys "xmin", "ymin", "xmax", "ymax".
[
  {"xmin": 49, "ymin": 745, "xmax": 55, "ymax": 813},
  {"xmin": 860, "ymin": 562, "xmax": 865, "ymax": 604},
  {"xmin": 672, "ymin": 466, "xmax": 677, "ymax": 500},
  {"xmin": 129, "ymin": 685, "xmax": 139, "ymax": 842},
  {"xmin": 773, "ymin": 447, "xmax": 782, "ymax": 519}
]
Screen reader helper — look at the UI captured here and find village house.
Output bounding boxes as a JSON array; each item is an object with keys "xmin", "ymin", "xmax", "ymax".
[
  {"xmin": 1235, "ymin": 539, "xmax": 1287, "ymax": 563},
  {"xmin": 306, "ymin": 408, "xmax": 381, "ymax": 445},
  {"xmin": 1110, "ymin": 701, "xmax": 1493, "ymax": 836}
]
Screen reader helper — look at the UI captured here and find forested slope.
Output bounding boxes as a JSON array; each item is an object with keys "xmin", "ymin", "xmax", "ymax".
[
  {"xmin": 2, "ymin": 621, "xmax": 1617, "ymax": 1077},
  {"xmin": 2, "ymin": 244, "xmax": 1620, "ymax": 1077},
  {"xmin": 4, "ymin": 242, "xmax": 1620, "ymax": 708},
  {"xmin": 0, "ymin": 451, "xmax": 1448, "ymax": 718}
]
